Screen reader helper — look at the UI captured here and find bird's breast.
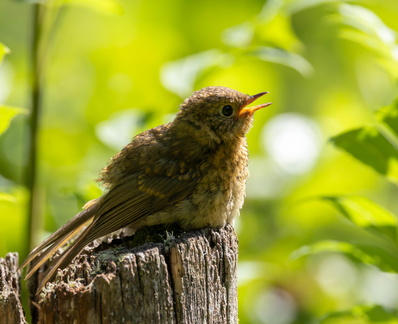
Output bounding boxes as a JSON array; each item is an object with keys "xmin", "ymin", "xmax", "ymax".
[{"xmin": 176, "ymin": 138, "xmax": 249, "ymax": 229}]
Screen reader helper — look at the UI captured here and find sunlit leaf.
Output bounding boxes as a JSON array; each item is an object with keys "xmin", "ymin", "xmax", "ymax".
[
  {"xmin": 341, "ymin": 27, "xmax": 398, "ymax": 78},
  {"xmin": 377, "ymin": 100, "xmax": 398, "ymax": 139},
  {"xmin": 338, "ymin": 4, "xmax": 398, "ymax": 78},
  {"xmin": 160, "ymin": 49, "xmax": 227, "ymax": 97},
  {"xmin": 319, "ymin": 196, "xmax": 397, "ymax": 242},
  {"xmin": 0, "ymin": 105, "xmax": 27, "ymax": 136},
  {"xmin": 248, "ymin": 47, "xmax": 313, "ymax": 76},
  {"xmin": 291, "ymin": 241, "xmax": 374, "ymax": 263},
  {"xmin": 258, "ymin": 0, "xmax": 282, "ymax": 22},
  {"xmin": 339, "ymin": 4, "xmax": 396, "ymax": 48},
  {"xmin": 291, "ymin": 240, "xmax": 398, "ymax": 273},
  {"xmin": 320, "ymin": 305, "xmax": 398, "ymax": 324},
  {"xmin": 330, "ymin": 126, "xmax": 398, "ymax": 183},
  {"xmin": 95, "ymin": 109, "xmax": 145, "ymax": 150},
  {"xmin": 0, "ymin": 193, "xmax": 17, "ymax": 203},
  {"xmin": 63, "ymin": 0, "xmax": 124, "ymax": 15},
  {"xmin": 0, "ymin": 43, "xmax": 10, "ymax": 65},
  {"xmin": 222, "ymin": 22, "xmax": 254, "ymax": 48}
]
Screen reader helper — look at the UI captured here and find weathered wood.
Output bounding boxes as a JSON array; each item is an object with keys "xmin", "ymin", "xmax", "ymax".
[
  {"xmin": 29, "ymin": 225, "xmax": 238, "ymax": 324},
  {"xmin": 0, "ymin": 253, "xmax": 27, "ymax": 324}
]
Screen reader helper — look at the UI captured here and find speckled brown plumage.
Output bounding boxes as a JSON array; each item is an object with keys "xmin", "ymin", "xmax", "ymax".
[{"xmin": 19, "ymin": 86, "xmax": 271, "ymax": 293}]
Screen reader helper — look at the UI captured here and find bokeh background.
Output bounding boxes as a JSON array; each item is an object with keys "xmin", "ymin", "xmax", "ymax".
[{"xmin": 1, "ymin": 0, "xmax": 398, "ymax": 323}]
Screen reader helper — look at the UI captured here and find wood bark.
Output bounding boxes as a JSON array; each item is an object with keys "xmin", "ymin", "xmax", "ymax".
[
  {"xmin": 28, "ymin": 225, "xmax": 238, "ymax": 324},
  {"xmin": 0, "ymin": 253, "xmax": 27, "ymax": 324}
]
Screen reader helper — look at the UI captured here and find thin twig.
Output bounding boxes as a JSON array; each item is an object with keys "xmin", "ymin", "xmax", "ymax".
[{"xmin": 26, "ymin": 3, "xmax": 44, "ymax": 253}]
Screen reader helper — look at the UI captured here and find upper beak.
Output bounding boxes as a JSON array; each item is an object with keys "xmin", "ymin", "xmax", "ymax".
[{"xmin": 239, "ymin": 92, "xmax": 272, "ymax": 118}]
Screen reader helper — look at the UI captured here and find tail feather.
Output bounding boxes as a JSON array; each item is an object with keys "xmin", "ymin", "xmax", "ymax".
[
  {"xmin": 35, "ymin": 222, "xmax": 98, "ymax": 294},
  {"xmin": 25, "ymin": 222, "xmax": 87, "ymax": 280},
  {"xmin": 19, "ymin": 201, "xmax": 99, "ymax": 283}
]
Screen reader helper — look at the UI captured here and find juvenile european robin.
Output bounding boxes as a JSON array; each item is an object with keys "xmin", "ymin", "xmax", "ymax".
[{"xmin": 20, "ymin": 86, "xmax": 271, "ymax": 293}]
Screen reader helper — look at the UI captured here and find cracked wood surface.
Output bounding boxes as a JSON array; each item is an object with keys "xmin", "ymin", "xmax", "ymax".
[
  {"xmin": 0, "ymin": 253, "xmax": 26, "ymax": 324},
  {"xmin": 29, "ymin": 225, "xmax": 238, "ymax": 324}
]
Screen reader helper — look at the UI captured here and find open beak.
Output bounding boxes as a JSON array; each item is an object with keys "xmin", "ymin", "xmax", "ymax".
[{"xmin": 239, "ymin": 92, "xmax": 272, "ymax": 118}]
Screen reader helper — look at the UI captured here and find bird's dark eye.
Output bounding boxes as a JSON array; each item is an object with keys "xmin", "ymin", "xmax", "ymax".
[{"xmin": 221, "ymin": 105, "xmax": 234, "ymax": 117}]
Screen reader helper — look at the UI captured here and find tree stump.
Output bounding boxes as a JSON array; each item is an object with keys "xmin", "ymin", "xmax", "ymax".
[
  {"xmin": 28, "ymin": 225, "xmax": 238, "ymax": 324},
  {"xmin": 0, "ymin": 253, "xmax": 27, "ymax": 324}
]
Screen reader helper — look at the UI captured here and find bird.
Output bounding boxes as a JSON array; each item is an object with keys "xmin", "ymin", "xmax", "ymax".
[{"xmin": 19, "ymin": 86, "xmax": 271, "ymax": 294}]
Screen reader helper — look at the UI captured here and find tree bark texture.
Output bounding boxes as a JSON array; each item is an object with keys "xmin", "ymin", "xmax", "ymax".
[
  {"xmin": 28, "ymin": 225, "xmax": 238, "ymax": 324},
  {"xmin": 0, "ymin": 253, "xmax": 27, "ymax": 324}
]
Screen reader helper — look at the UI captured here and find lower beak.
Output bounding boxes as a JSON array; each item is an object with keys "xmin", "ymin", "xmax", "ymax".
[{"xmin": 239, "ymin": 92, "xmax": 272, "ymax": 117}]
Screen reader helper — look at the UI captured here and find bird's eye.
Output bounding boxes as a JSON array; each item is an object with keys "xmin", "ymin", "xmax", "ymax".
[{"xmin": 221, "ymin": 105, "xmax": 234, "ymax": 117}]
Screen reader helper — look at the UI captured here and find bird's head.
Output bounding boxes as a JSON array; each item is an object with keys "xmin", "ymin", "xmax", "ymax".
[{"xmin": 175, "ymin": 86, "xmax": 271, "ymax": 144}]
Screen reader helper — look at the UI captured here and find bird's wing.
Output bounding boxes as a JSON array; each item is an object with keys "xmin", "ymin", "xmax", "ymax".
[
  {"xmin": 84, "ymin": 172, "xmax": 197, "ymax": 241},
  {"xmin": 35, "ymin": 171, "xmax": 197, "ymax": 293}
]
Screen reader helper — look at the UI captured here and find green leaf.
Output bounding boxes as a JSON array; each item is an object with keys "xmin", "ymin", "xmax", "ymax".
[
  {"xmin": 248, "ymin": 47, "xmax": 313, "ymax": 76},
  {"xmin": 160, "ymin": 49, "xmax": 226, "ymax": 97},
  {"xmin": 0, "ymin": 106, "xmax": 28, "ymax": 136},
  {"xmin": 291, "ymin": 241, "xmax": 376, "ymax": 265},
  {"xmin": 320, "ymin": 305, "xmax": 398, "ymax": 324},
  {"xmin": 338, "ymin": 4, "xmax": 398, "ymax": 78},
  {"xmin": 222, "ymin": 22, "xmax": 254, "ymax": 48},
  {"xmin": 339, "ymin": 4, "xmax": 396, "ymax": 45},
  {"xmin": 320, "ymin": 196, "xmax": 397, "ymax": 243},
  {"xmin": 356, "ymin": 243, "xmax": 398, "ymax": 273},
  {"xmin": 377, "ymin": 101, "xmax": 398, "ymax": 139},
  {"xmin": 0, "ymin": 43, "xmax": 10, "ymax": 65},
  {"xmin": 291, "ymin": 240, "xmax": 398, "ymax": 273},
  {"xmin": 330, "ymin": 126, "xmax": 398, "ymax": 183}
]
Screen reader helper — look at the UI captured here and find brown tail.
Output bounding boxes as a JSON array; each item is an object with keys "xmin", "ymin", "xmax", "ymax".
[
  {"xmin": 19, "ymin": 200, "xmax": 99, "ymax": 287},
  {"xmin": 34, "ymin": 215, "xmax": 110, "ymax": 293}
]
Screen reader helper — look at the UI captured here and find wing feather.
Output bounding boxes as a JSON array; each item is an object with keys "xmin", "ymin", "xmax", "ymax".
[{"xmin": 35, "ymin": 170, "xmax": 197, "ymax": 293}]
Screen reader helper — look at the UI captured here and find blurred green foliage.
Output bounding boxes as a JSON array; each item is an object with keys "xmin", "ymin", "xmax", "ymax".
[
  {"xmin": 1, "ymin": 0, "xmax": 398, "ymax": 323},
  {"xmin": 331, "ymin": 102, "xmax": 398, "ymax": 183}
]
